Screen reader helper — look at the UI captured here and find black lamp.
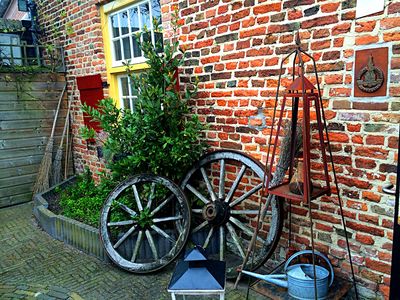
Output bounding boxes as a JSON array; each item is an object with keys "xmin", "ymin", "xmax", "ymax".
[{"xmin": 168, "ymin": 245, "xmax": 226, "ymax": 299}]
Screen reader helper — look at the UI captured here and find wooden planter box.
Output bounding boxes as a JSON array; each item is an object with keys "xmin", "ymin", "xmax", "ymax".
[{"xmin": 33, "ymin": 177, "xmax": 108, "ymax": 262}]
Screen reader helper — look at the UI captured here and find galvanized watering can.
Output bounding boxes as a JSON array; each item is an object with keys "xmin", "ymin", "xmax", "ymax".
[{"xmin": 242, "ymin": 250, "xmax": 334, "ymax": 300}]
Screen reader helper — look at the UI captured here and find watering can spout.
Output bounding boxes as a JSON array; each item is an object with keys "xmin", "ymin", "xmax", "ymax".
[{"xmin": 241, "ymin": 270, "xmax": 288, "ymax": 288}]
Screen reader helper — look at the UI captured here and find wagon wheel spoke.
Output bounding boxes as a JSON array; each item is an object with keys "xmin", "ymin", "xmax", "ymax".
[
  {"xmin": 219, "ymin": 226, "xmax": 225, "ymax": 261},
  {"xmin": 203, "ymin": 227, "xmax": 214, "ymax": 249},
  {"xmin": 218, "ymin": 159, "xmax": 225, "ymax": 200},
  {"xmin": 153, "ymin": 216, "xmax": 183, "ymax": 223},
  {"xmin": 131, "ymin": 230, "xmax": 144, "ymax": 262},
  {"xmin": 151, "ymin": 225, "xmax": 176, "ymax": 243},
  {"xmin": 201, "ymin": 167, "xmax": 217, "ymax": 201},
  {"xmin": 114, "ymin": 225, "xmax": 137, "ymax": 249},
  {"xmin": 116, "ymin": 201, "xmax": 137, "ymax": 217},
  {"xmin": 229, "ymin": 183, "xmax": 263, "ymax": 208},
  {"xmin": 150, "ymin": 194, "xmax": 174, "ymax": 216},
  {"xmin": 132, "ymin": 184, "xmax": 143, "ymax": 211},
  {"xmin": 107, "ymin": 220, "xmax": 136, "ymax": 226},
  {"xmin": 192, "ymin": 209, "xmax": 203, "ymax": 214},
  {"xmin": 145, "ymin": 229, "xmax": 158, "ymax": 259},
  {"xmin": 229, "ymin": 216, "xmax": 265, "ymax": 244},
  {"xmin": 225, "ymin": 165, "xmax": 246, "ymax": 203},
  {"xmin": 146, "ymin": 182, "xmax": 156, "ymax": 209},
  {"xmin": 230, "ymin": 210, "xmax": 260, "ymax": 215},
  {"xmin": 186, "ymin": 184, "xmax": 209, "ymax": 205},
  {"xmin": 192, "ymin": 220, "xmax": 208, "ymax": 233},
  {"xmin": 226, "ymin": 223, "xmax": 245, "ymax": 259}
]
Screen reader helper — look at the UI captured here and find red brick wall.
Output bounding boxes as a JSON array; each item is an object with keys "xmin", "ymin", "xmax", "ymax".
[
  {"xmin": 37, "ymin": 0, "xmax": 399, "ymax": 298},
  {"xmin": 37, "ymin": 0, "xmax": 107, "ymax": 180},
  {"xmin": 170, "ymin": 0, "xmax": 400, "ymax": 299}
]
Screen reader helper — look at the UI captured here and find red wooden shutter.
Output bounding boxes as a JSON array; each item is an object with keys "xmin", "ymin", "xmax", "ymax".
[{"xmin": 76, "ymin": 74, "xmax": 104, "ymax": 133}]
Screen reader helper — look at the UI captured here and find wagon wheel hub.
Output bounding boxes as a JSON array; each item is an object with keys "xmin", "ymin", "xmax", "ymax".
[
  {"xmin": 202, "ymin": 200, "xmax": 230, "ymax": 226},
  {"xmin": 134, "ymin": 208, "xmax": 153, "ymax": 229}
]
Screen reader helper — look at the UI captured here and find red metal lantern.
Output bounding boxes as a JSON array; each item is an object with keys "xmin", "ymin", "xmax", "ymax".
[{"xmin": 265, "ymin": 73, "xmax": 331, "ymax": 203}]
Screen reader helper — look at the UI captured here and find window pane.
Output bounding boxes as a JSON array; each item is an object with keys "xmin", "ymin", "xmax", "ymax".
[
  {"xmin": 111, "ymin": 15, "xmax": 119, "ymax": 37},
  {"xmin": 120, "ymin": 11, "xmax": 129, "ymax": 35},
  {"xmin": 140, "ymin": 3, "xmax": 151, "ymax": 30},
  {"xmin": 130, "ymin": 97, "xmax": 137, "ymax": 110},
  {"xmin": 151, "ymin": 0, "xmax": 161, "ymax": 28},
  {"xmin": 114, "ymin": 41, "xmax": 122, "ymax": 61},
  {"xmin": 129, "ymin": 7, "xmax": 139, "ymax": 32},
  {"xmin": 120, "ymin": 77, "xmax": 129, "ymax": 96},
  {"xmin": 132, "ymin": 36, "xmax": 141, "ymax": 57},
  {"xmin": 130, "ymin": 82, "xmax": 135, "ymax": 96},
  {"xmin": 123, "ymin": 98, "xmax": 130, "ymax": 110},
  {"xmin": 154, "ymin": 32, "xmax": 163, "ymax": 53},
  {"xmin": 143, "ymin": 32, "xmax": 151, "ymax": 44},
  {"xmin": 123, "ymin": 37, "xmax": 131, "ymax": 60}
]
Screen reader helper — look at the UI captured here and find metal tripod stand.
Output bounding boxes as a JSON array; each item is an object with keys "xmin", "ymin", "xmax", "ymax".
[{"xmin": 235, "ymin": 32, "xmax": 359, "ymax": 300}]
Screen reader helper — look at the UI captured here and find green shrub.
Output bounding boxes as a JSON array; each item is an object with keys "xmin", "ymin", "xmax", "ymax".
[{"xmin": 81, "ymin": 25, "xmax": 207, "ymax": 182}]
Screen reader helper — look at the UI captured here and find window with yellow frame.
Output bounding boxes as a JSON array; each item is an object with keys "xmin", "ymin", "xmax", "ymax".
[{"xmin": 101, "ymin": 0, "xmax": 162, "ymax": 110}]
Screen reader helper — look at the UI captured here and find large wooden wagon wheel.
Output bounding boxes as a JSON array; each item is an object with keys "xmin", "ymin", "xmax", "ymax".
[
  {"xmin": 181, "ymin": 150, "xmax": 283, "ymax": 278},
  {"xmin": 100, "ymin": 174, "xmax": 191, "ymax": 273}
]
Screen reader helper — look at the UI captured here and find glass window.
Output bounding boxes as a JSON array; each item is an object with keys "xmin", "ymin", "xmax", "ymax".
[
  {"xmin": 118, "ymin": 75, "xmax": 137, "ymax": 111},
  {"xmin": 111, "ymin": 14, "xmax": 119, "ymax": 37},
  {"xmin": 0, "ymin": 34, "xmax": 22, "ymax": 66},
  {"xmin": 120, "ymin": 11, "xmax": 129, "ymax": 35},
  {"xmin": 129, "ymin": 7, "xmax": 139, "ymax": 32},
  {"xmin": 140, "ymin": 3, "xmax": 151, "ymax": 29},
  {"xmin": 109, "ymin": 0, "xmax": 163, "ymax": 65}
]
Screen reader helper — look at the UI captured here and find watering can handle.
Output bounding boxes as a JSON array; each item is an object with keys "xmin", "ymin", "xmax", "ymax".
[{"xmin": 284, "ymin": 250, "xmax": 335, "ymax": 287}]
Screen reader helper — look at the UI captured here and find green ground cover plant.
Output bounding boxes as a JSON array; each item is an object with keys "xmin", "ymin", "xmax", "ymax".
[{"xmin": 57, "ymin": 169, "xmax": 114, "ymax": 227}]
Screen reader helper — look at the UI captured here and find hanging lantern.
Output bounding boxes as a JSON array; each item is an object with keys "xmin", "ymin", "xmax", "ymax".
[
  {"xmin": 168, "ymin": 245, "xmax": 226, "ymax": 300},
  {"xmin": 265, "ymin": 34, "xmax": 331, "ymax": 203}
]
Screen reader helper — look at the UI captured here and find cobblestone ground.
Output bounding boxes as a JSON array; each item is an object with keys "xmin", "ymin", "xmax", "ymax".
[{"xmin": 0, "ymin": 203, "xmax": 265, "ymax": 300}]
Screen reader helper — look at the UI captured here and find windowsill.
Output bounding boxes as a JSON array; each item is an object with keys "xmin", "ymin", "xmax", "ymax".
[
  {"xmin": 109, "ymin": 62, "xmax": 149, "ymax": 74},
  {"xmin": 111, "ymin": 57, "xmax": 147, "ymax": 68}
]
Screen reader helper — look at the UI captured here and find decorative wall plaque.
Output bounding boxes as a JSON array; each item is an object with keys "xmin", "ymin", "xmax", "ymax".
[
  {"xmin": 354, "ymin": 47, "xmax": 388, "ymax": 98},
  {"xmin": 356, "ymin": 55, "xmax": 384, "ymax": 93}
]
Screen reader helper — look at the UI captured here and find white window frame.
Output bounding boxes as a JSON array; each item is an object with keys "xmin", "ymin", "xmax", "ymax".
[
  {"xmin": 108, "ymin": 0, "xmax": 159, "ymax": 67},
  {"xmin": 118, "ymin": 74, "xmax": 137, "ymax": 110}
]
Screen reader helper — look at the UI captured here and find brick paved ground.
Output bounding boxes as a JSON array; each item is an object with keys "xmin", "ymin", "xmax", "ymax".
[{"xmin": 0, "ymin": 203, "xmax": 265, "ymax": 300}]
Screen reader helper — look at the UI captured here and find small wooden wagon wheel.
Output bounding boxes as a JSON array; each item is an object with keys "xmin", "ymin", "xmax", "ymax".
[
  {"xmin": 181, "ymin": 150, "xmax": 283, "ymax": 278},
  {"xmin": 100, "ymin": 174, "xmax": 191, "ymax": 273}
]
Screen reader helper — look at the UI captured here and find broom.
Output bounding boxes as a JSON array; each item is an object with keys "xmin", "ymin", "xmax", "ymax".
[
  {"xmin": 33, "ymin": 83, "xmax": 67, "ymax": 194},
  {"xmin": 52, "ymin": 81, "xmax": 75, "ymax": 185},
  {"xmin": 64, "ymin": 103, "xmax": 72, "ymax": 181}
]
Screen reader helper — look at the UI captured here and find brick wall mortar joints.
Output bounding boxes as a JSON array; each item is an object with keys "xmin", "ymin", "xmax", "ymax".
[
  {"xmin": 35, "ymin": 0, "xmax": 400, "ymax": 298},
  {"xmin": 177, "ymin": 0, "xmax": 400, "ymax": 297}
]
